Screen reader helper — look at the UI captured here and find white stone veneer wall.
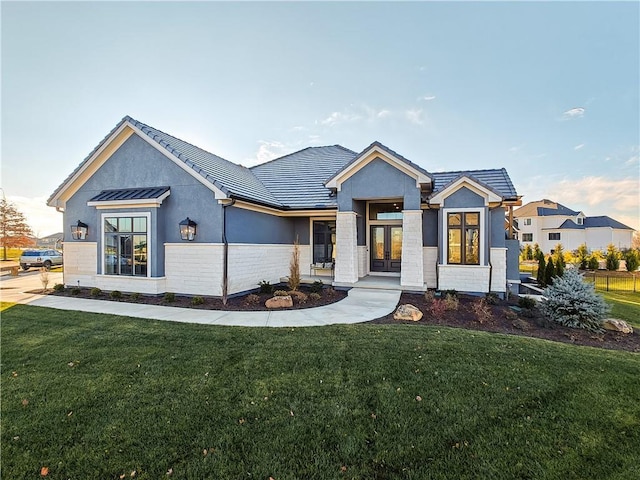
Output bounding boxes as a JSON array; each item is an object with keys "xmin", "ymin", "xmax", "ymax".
[
  {"xmin": 334, "ymin": 212, "xmax": 358, "ymax": 284},
  {"xmin": 62, "ymin": 242, "xmax": 97, "ymax": 288},
  {"xmin": 357, "ymin": 246, "xmax": 367, "ymax": 278},
  {"xmin": 489, "ymin": 248, "xmax": 507, "ymax": 293},
  {"xmin": 401, "ymin": 210, "xmax": 424, "ymax": 288},
  {"xmin": 423, "ymin": 247, "xmax": 438, "ymax": 289},
  {"xmin": 227, "ymin": 244, "xmax": 294, "ymax": 294},
  {"xmin": 165, "ymin": 243, "xmax": 224, "ymax": 296},
  {"xmin": 438, "ymin": 265, "xmax": 490, "ymax": 293}
]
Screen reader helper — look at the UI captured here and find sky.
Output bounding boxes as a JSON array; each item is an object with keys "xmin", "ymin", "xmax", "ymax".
[{"xmin": 1, "ymin": 1, "xmax": 639, "ymax": 237}]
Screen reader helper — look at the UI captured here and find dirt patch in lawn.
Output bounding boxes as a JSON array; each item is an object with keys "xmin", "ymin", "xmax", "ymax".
[
  {"xmin": 47, "ymin": 285, "xmax": 347, "ymax": 311},
  {"xmin": 371, "ymin": 293, "xmax": 640, "ymax": 353}
]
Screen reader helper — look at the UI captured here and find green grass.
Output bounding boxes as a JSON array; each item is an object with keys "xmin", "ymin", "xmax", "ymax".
[
  {"xmin": 2, "ymin": 306, "xmax": 639, "ymax": 480},
  {"xmin": 601, "ymin": 291, "xmax": 640, "ymax": 328}
]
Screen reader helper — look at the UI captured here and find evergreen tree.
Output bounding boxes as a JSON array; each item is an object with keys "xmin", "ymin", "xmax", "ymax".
[
  {"xmin": 533, "ymin": 243, "xmax": 542, "ymax": 261},
  {"xmin": 522, "ymin": 244, "xmax": 532, "ymax": 261},
  {"xmin": 605, "ymin": 244, "xmax": 620, "ymax": 271},
  {"xmin": 545, "ymin": 257, "xmax": 555, "ymax": 286},
  {"xmin": 623, "ymin": 249, "xmax": 639, "ymax": 272},
  {"xmin": 536, "ymin": 255, "xmax": 546, "ymax": 286},
  {"xmin": 553, "ymin": 243, "xmax": 565, "ymax": 277},
  {"xmin": 0, "ymin": 198, "xmax": 33, "ymax": 261},
  {"xmin": 575, "ymin": 243, "xmax": 589, "ymax": 270},
  {"xmin": 541, "ymin": 269, "xmax": 609, "ymax": 331},
  {"xmin": 587, "ymin": 254, "xmax": 600, "ymax": 270}
]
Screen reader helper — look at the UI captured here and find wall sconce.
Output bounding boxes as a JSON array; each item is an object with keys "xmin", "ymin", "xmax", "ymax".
[
  {"xmin": 179, "ymin": 217, "xmax": 197, "ymax": 241},
  {"xmin": 70, "ymin": 220, "xmax": 88, "ymax": 240}
]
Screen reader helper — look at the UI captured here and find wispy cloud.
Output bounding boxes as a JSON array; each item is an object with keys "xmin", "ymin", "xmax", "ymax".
[
  {"xmin": 244, "ymin": 140, "xmax": 290, "ymax": 166},
  {"xmin": 573, "ymin": 143, "xmax": 585, "ymax": 150},
  {"xmin": 562, "ymin": 107, "xmax": 585, "ymax": 119},
  {"xmin": 320, "ymin": 111, "xmax": 362, "ymax": 127},
  {"xmin": 405, "ymin": 108, "xmax": 424, "ymax": 126},
  {"xmin": 418, "ymin": 95, "xmax": 436, "ymax": 102}
]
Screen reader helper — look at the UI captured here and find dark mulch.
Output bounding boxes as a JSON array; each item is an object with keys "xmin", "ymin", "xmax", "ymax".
[
  {"xmin": 371, "ymin": 293, "xmax": 640, "ymax": 353},
  {"xmin": 49, "ymin": 285, "xmax": 348, "ymax": 311}
]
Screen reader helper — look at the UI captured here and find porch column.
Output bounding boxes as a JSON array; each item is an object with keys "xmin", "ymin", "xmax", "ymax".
[
  {"xmin": 401, "ymin": 210, "xmax": 424, "ymax": 288},
  {"xmin": 334, "ymin": 211, "xmax": 359, "ymax": 284}
]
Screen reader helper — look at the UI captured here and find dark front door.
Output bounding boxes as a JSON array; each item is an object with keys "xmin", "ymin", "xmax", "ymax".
[{"xmin": 370, "ymin": 225, "xmax": 402, "ymax": 272}]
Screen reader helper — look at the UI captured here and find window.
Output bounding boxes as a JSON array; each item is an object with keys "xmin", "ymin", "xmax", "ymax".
[
  {"xmin": 524, "ymin": 218, "xmax": 531, "ymax": 226},
  {"xmin": 104, "ymin": 216, "xmax": 148, "ymax": 276},
  {"xmin": 313, "ymin": 221, "xmax": 336, "ymax": 264},
  {"xmin": 577, "ymin": 217, "xmax": 583, "ymax": 225},
  {"xmin": 369, "ymin": 202, "xmax": 403, "ymax": 220},
  {"xmin": 548, "ymin": 232, "xmax": 560, "ymax": 241},
  {"xmin": 522, "ymin": 233, "xmax": 533, "ymax": 242},
  {"xmin": 447, "ymin": 212, "xmax": 480, "ymax": 265}
]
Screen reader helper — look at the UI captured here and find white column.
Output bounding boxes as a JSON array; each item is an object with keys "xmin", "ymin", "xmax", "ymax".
[
  {"xmin": 401, "ymin": 210, "xmax": 424, "ymax": 288},
  {"xmin": 334, "ymin": 211, "xmax": 359, "ymax": 284}
]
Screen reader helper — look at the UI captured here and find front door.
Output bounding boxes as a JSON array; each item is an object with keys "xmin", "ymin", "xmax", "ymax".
[{"xmin": 370, "ymin": 225, "xmax": 402, "ymax": 272}]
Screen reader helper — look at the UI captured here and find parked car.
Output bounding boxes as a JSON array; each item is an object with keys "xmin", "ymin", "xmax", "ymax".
[{"xmin": 19, "ymin": 250, "xmax": 63, "ymax": 271}]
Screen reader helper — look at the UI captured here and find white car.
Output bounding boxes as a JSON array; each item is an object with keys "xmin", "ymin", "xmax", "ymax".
[{"xmin": 19, "ymin": 250, "xmax": 63, "ymax": 270}]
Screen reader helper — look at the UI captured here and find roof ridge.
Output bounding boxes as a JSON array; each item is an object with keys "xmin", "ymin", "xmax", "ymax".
[{"xmin": 250, "ymin": 145, "xmax": 355, "ymax": 170}]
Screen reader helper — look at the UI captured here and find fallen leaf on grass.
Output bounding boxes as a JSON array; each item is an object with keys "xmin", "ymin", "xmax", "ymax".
[
  {"xmin": 40, "ymin": 466, "xmax": 49, "ymax": 476},
  {"xmin": 12, "ymin": 371, "xmax": 18, "ymax": 377},
  {"xmin": 166, "ymin": 468, "xmax": 173, "ymax": 475},
  {"xmin": 21, "ymin": 399, "xmax": 29, "ymax": 406},
  {"xmin": 416, "ymin": 395, "xmax": 422, "ymax": 402}
]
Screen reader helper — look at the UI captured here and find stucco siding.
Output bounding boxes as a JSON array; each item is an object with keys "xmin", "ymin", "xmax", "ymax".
[{"xmin": 441, "ymin": 187, "xmax": 484, "ymax": 209}]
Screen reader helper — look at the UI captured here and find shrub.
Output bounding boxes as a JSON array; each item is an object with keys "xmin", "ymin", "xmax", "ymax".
[
  {"xmin": 624, "ymin": 249, "xmax": 640, "ymax": 272},
  {"xmin": 53, "ymin": 283, "xmax": 65, "ymax": 292},
  {"xmin": 429, "ymin": 299, "xmax": 447, "ymax": 317},
  {"xmin": 518, "ymin": 296, "xmax": 537, "ymax": 310},
  {"xmin": 444, "ymin": 293, "xmax": 459, "ymax": 311},
  {"xmin": 443, "ymin": 289, "xmax": 458, "ymax": 298},
  {"xmin": 544, "ymin": 257, "xmax": 556, "ymax": 286},
  {"xmin": 109, "ymin": 290, "xmax": 123, "ymax": 300},
  {"xmin": 245, "ymin": 294, "xmax": 260, "ymax": 305},
  {"xmin": 471, "ymin": 298, "xmax": 493, "ymax": 324},
  {"xmin": 71, "ymin": 287, "xmax": 81, "ymax": 295},
  {"xmin": 90, "ymin": 287, "xmax": 102, "ymax": 297},
  {"xmin": 575, "ymin": 243, "xmax": 589, "ymax": 270},
  {"xmin": 587, "ymin": 254, "xmax": 600, "ymax": 270},
  {"xmin": 191, "ymin": 296, "xmax": 204, "ymax": 306},
  {"xmin": 310, "ymin": 280, "xmax": 324, "ymax": 294},
  {"xmin": 164, "ymin": 292, "xmax": 176, "ymax": 303},
  {"xmin": 325, "ymin": 287, "xmax": 337, "ymax": 298},
  {"xmin": 540, "ymin": 269, "xmax": 609, "ymax": 332},
  {"xmin": 288, "ymin": 238, "xmax": 301, "ymax": 291},
  {"xmin": 258, "ymin": 281, "xmax": 273, "ymax": 294},
  {"xmin": 274, "ymin": 290, "xmax": 289, "ymax": 297},
  {"xmin": 289, "ymin": 290, "xmax": 308, "ymax": 304},
  {"xmin": 424, "ymin": 290, "xmax": 436, "ymax": 304},
  {"xmin": 536, "ymin": 255, "xmax": 546, "ymax": 286},
  {"xmin": 504, "ymin": 309, "xmax": 518, "ymax": 321},
  {"xmin": 605, "ymin": 244, "xmax": 620, "ymax": 271},
  {"xmin": 309, "ymin": 292, "xmax": 321, "ymax": 302},
  {"xmin": 484, "ymin": 293, "xmax": 500, "ymax": 305},
  {"xmin": 130, "ymin": 292, "xmax": 140, "ymax": 301}
]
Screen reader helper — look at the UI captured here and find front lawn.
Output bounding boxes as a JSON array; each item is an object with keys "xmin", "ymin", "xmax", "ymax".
[
  {"xmin": 601, "ymin": 291, "xmax": 640, "ymax": 328},
  {"xmin": 2, "ymin": 305, "xmax": 639, "ymax": 479}
]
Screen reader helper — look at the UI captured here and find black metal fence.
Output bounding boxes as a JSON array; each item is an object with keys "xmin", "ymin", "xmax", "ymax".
[{"xmin": 582, "ymin": 273, "xmax": 638, "ymax": 293}]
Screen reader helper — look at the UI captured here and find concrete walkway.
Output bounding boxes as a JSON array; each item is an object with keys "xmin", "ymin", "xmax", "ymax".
[{"xmin": 2, "ymin": 273, "xmax": 401, "ymax": 327}]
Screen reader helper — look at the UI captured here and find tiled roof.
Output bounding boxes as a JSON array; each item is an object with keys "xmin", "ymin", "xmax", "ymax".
[
  {"xmin": 431, "ymin": 168, "xmax": 518, "ymax": 199},
  {"xmin": 251, "ymin": 145, "xmax": 356, "ymax": 209},
  {"xmin": 89, "ymin": 186, "xmax": 170, "ymax": 202},
  {"xmin": 584, "ymin": 216, "xmax": 633, "ymax": 230}
]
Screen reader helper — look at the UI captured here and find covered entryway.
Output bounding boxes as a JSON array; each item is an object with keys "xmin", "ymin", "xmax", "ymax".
[{"xmin": 370, "ymin": 225, "xmax": 402, "ymax": 272}]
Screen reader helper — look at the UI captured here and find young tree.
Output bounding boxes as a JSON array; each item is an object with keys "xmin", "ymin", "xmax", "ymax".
[
  {"xmin": 553, "ymin": 243, "xmax": 565, "ymax": 277},
  {"xmin": 532, "ymin": 243, "xmax": 542, "ymax": 261},
  {"xmin": 575, "ymin": 243, "xmax": 589, "ymax": 270},
  {"xmin": 605, "ymin": 244, "xmax": 620, "ymax": 271},
  {"xmin": 544, "ymin": 257, "xmax": 556, "ymax": 286},
  {"xmin": 521, "ymin": 244, "xmax": 532, "ymax": 262},
  {"xmin": 587, "ymin": 254, "xmax": 600, "ymax": 270},
  {"xmin": 623, "ymin": 249, "xmax": 639, "ymax": 272},
  {"xmin": 536, "ymin": 254, "xmax": 546, "ymax": 287},
  {"xmin": 0, "ymin": 198, "xmax": 33, "ymax": 260}
]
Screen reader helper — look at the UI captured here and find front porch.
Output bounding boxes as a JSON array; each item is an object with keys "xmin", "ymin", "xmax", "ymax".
[{"xmin": 281, "ymin": 274, "xmax": 414, "ymax": 292}]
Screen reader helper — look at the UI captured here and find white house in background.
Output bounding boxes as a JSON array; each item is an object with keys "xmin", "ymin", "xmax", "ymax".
[{"xmin": 514, "ymin": 199, "xmax": 635, "ymax": 253}]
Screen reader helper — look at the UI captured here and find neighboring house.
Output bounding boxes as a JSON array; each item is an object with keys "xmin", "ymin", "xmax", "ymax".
[
  {"xmin": 37, "ymin": 232, "xmax": 63, "ymax": 249},
  {"xmin": 48, "ymin": 116, "xmax": 522, "ymax": 297},
  {"xmin": 514, "ymin": 199, "xmax": 635, "ymax": 253}
]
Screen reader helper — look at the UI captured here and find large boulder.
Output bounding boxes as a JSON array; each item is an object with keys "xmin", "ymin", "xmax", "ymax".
[
  {"xmin": 394, "ymin": 304, "xmax": 423, "ymax": 322},
  {"xmin": 265, "ymin": 295, "xmax": 293, "ymax": 309},
  {"xmin": 603, "ymin": 318, "xmax": 633, "ymax": 334}
]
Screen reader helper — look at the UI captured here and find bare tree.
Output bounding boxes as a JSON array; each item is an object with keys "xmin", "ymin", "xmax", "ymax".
[{"xmin": 0, "ymin": 198, "xmax": 33, "ymax": 260}]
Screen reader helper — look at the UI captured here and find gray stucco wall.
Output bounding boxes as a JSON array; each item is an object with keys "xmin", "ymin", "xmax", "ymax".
[
  {"xmin": 226, "ymin": 207, "xmax": 312, "ymax": 244},
  {"xmin": 441, "ymin": 187, "xmax": 485, "ymax": 208},
  {"xmin": 337, "ymin": 158, "xmax": 421, "ymax": 211},
  {"xmin": 505, "ymin": 239, "xmax": 520, "ymax": 282},
  {"xmin": 63, "ymin": 134, "xmax": 223, "ymax": 277},
  {"xmin": 490, "ymin": 207, "xmax": 506, "ymax": 248},
  {"xmin": 422, "ymin": 209, "xmax": 438, "ymax": 247}
]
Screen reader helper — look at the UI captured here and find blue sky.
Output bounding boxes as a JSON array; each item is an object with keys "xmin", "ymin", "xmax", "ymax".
[{"xmin": 2, "ymin": 1, "xmax": 638, "ymax": 236}]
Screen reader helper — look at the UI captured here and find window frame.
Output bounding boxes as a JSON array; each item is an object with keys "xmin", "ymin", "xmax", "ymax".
[
  {"xmin": 311, "ymin": 219, "xmax": 336, "ymax": 265},
  {"xmin": 523, "ymin": 218, "xmax": 531, "ymax": 226},
  {"xmin": 101, "ymin": 212, "xmax": 151, "ymax": 278},
  {"xmin": 548, "ymin": 232, "xmax": 561, "ymax": 241},
  {"xmin": 442, "ymin": 207, "xmax": 484, "ymax": 266},
  {"xmin": 522, "ymin": 233, "xmax": 533, "ymax": 242}
]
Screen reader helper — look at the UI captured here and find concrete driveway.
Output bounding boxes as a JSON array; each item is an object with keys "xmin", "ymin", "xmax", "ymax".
[{"xmin": 0, "ymin": 268, "xmax": 63, "ymax": 304}]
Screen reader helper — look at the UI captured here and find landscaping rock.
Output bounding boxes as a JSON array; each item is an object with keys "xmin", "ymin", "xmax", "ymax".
[
  {"xmin": 265, "ymin": 295, "xmax": 293, "ymax": 309},
  {"xmin": 394, "ymin": 304, "xmax": 423, "ymax": 322},
  {"xmin": 512, "ymin": 318, "xmax": 531, "ymax": 331},
  {"xmin": 603, "ymin": 318, "xmax": 633, "ymax": 334}
]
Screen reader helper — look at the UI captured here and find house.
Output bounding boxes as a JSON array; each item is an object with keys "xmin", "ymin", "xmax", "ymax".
[
  {"xmin": 514, "ymin": 199, "xmax": 635, "ymax": 253},
  {"xmin": 48, "ymin": 116, "xmax": 522, "ymax": 298}
]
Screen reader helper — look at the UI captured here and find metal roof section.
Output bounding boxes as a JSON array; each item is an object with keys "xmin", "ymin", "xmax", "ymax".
[
  {"xmin": 514, "ymin": 199, "xmax": 579, "ymax": 217},
  {"xmin": 88, "ymin": 186, "xmax": 170, "ymax": 202},
  {"xmin": 431, "ymin": 168, "xmax": 518, "ymax": 199},
  {"xmin": 251, "ymin": 145, "xmax": 357, "ymax": 209},
  {"xmin": 584, "ymin": 216, "xmax": 633, "ymax": 230}
]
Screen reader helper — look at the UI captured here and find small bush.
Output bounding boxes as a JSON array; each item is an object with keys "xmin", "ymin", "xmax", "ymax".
[
  {"xmin": 325, "ymin": 287, "xmax": 337, "ymax": 298},
  {"xmin": 624, "ymin": 249, "xmax": 639, "ymax": 272},
  {"xmin": 109, "ymin": 290, "xmax": 123, "ymax": 300},
  {"xmin": 90, "ymin": 287, "xmax": 102, "ymax": 297},
  {"xmin": 443, "ymin": 289, "xmax": 458, "ymax": 298},
  {"xmin": 245, "ymin": 294, "xmax": 260, "ymax": 305},
  {"xmin": 605, "ymin": 244, "xmax": 620, "ymax": 271},
  {"xmin": 310, "ymin": 280, "xmax": 324, "ymax": 294},
  {"xmin": 288, "ymin": 290, "xmax": 308, "ymax": 304},
  {"xmin": 518, "ymin": 296, "xmax": 537, "ymax": 310},
  {"xmin": 444, "ymin": 293, "xmax": 459, "ymax": 311},
  {"xmin": 504, "ymin": 309, "xmax": 518, "ymax": 321},
  {"xmin": 130, "ymin": 292, "xmax": 140, "ymax": 301},
  {"xmin": 164, "ymin": 292, "xmax": 176, "ymax": 303},
  {"xmin": 471, "ymin": 298, "xmax": 493, "ymax": 324},
  {"xmin": 429, "ymin": 299, "xmax": 447, "ymax": 317},
  {"xmin": 587, "ymin": 255, "xmax": 600, "ymax": 270},
  {"xmin": 309, "ymin": 292, "xmax": 321, "ymax": 302},
  {"xmin": 274, "ymin": 290, "xmax": 289, "ymax": 297},
  {"xmin": 288, "ymin": 238, "xmax": 301, "ymax": 291},
  {"xmin": 53, "ymin": 283, "xmax": 65, "ymax": 292},
  {"xmin": 424, "ymin": 290, "xmax": 436, "ymax": 304},
  {"xmin": 540, "ymin": 269, "xmax": 609, "ymax": 332},
  {"xmin": 258, "ymin": 281, "xmax": 273, "ymax": 294},
  {"xmin": 191, "ymin": 296, "xmax": 204, "ymax": 306},
  {"xmin": 71, "ymin": 287, "xmax": 81, "ymax": 295},
  {"xmin": 485, "ymin": 293, "xmax": 500, "ymax": 305}
]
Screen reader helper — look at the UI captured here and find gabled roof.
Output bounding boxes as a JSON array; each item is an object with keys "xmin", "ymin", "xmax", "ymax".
[
  {"xmin": 431, "ymin": 168, "xmax": 518, "ymax": 199},
  {"xmin": 428, "ymin": 173, "xmax": 504, "ymax": 206},
  {"xmin": 251, "ymin": 145, "xmax": 356, "ymax": 209},
  {"xmin": 514, "ymin": 199, "xmax": 579, "ymax": 217},
  {"xmin": 324, "ymin": 141, "xmax": 433, "ymax": 190},
  {"xmin": 584, "ymin": 216, "xmax": 633, "ymax": 230}
]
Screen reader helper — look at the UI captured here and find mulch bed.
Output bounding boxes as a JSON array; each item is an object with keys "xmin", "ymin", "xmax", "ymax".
[
  {"xmin": 48, "ymin": 285, "xmax": 348, "ymax": 311},
  {"xmin": 370, "ymin": 293, "xmax": 640, "ymax": 353}
]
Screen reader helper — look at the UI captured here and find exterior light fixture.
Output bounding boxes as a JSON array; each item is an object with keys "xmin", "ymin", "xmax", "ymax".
[
  {"xmin": 179, "ymin": 217, "xmax": 197, "ymax": 241},
  {"xmin": 70, "ymin": 220, "xmax": 88, "ymax": 240}
]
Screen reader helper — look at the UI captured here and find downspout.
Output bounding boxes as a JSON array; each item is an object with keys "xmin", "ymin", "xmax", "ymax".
[{"xmin": 221, "ymin": 199, "xmax": 236, "ymax": 304}]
